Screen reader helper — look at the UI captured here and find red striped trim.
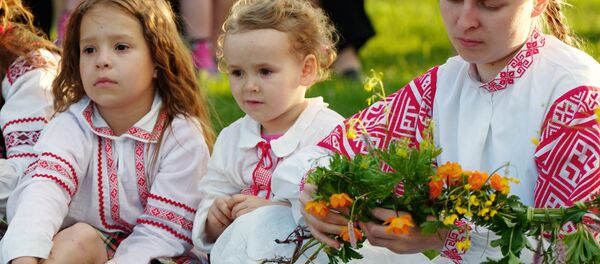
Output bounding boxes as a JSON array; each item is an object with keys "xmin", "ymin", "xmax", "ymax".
[
  {"xmin": 137, "ymin": 218, "xmax": 192, "ymax": 244},
  {"xmin": 32, "ymin": 173, "xmax": 73, "ymax": 196},
  {"xmin": 41, "ymin": 152, "xmax": 77, "ymax": 185},
  {"xmin": 144, "ymin": 205, "xmax": 193, "ymax": 231},
  {"xmin": 147, "ymin": 193, "xmax": 196, "ymax": 214},
  {"xmin": 2, "ymin": 117, "xmax": 47, "ymax": 131},
  {"xmin": 7, "ymin": 153, "xmax": 38, "ymax": 159},
  {"xmin": 97, "ymin": 137, "xmax": 123, "ymax": 231}
]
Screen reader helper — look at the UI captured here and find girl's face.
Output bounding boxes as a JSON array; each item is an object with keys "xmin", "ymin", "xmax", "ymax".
[
  {"xmin": 440, "ymin": 0, "xmax": 543, "ymax": 65},
  {"xmin": 79, "ymin": 3, "xmax": 155, "ymax": 119},
  {"xmin": 223, "ymin": 29, "xmax": 316, "ymax": 134}
]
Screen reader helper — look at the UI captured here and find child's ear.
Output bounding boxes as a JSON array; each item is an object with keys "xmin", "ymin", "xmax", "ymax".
[{"xmin": 300, "ymin": 54, "xmax": 318, "ymax": 87}]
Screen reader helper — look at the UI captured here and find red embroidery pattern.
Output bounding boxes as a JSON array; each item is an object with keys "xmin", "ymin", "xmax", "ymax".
[
  {"xmin": 4, "ymin": 131, "xmax": 41, "ymax": 151},
  {"xmin": 36, "ymin": 159, "xmax": 78, "ymax": 194},
  {"xmin": 441, "ymin": 220, "xmax": 470, "ymax": 264},
  {"xmin": 105, "ymin": 139, "xmax": 134, "ymax": 231},
  {"xmin": 241, "ymin": 141, "xmax": 281, "ymax": 198},
  {"xmin": 534, "ymin": 86, "xmax": 600, "ymax": 208},
  {"xmin": 480, "ymin": 28, "xmax": 545, "ymax": 92},
  {"xmin": 41, "ymin": 152, "xmax": 78, "ymax": 186},
  {"xmin": 318, "ymin": 67, "xmax": 438, "ymax": 157},
  {"xmin": 7, "ymin": 152, "xmax": 37, "ymax": 159},
  {"xmin": 82, "ymin": 103, "xmax": 167, "ymax": 141},
  {"xmin": 137, "ymin": 219, "xmax": 192, "ymax": 244},
  {"xmin": 32, "ymin": 173, "xmax": 73, "ymax": 196},
  {"xmin": 144, "ymin": 205, "xmax": 193, "ymax": 231},
  {"xmin": 2, "ymin": 117, "xmax": 47, "ymax": 131},
  {"xmin": 6, "ymin": 52, "xmax": 48, "ymax": 85},
  {"xmin": 97, "ymin": 137, "xmax": 126, "ymax": 231},
  {"xmin": 135, "ymin": 142, "xmax": 149, "ymax": 207},
  {"xmin": 148, "ymin": 193, "xmax": 196, "ymax": 214}
]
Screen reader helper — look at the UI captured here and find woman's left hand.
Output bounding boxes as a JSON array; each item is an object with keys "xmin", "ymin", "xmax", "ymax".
[{"xmin": 359, "ymin": 208, "xmax": 448, "ymax": 254}]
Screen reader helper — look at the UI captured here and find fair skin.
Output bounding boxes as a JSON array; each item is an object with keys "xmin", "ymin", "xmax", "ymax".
[
  {"xmin": 12, "ymin": 3, "xmax": 156, "ymax": 264},
  {"xmin": 205, "ymin": 28, "xmax": 318, "ymax": 242},
  {"xmin": 79, "ymin": 3, "xmax": 156, "ymax": 135},
  {"xmin": 300, "ymin": 0, "xmax": 549, "ymax": 254}
]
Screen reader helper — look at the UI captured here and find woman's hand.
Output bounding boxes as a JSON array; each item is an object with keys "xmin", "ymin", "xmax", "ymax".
[
  {"xmin": 300, "ymin": 184, "xmax": 349, "ymax": 249},
  {"xmin": 359, "ymin": 208, "xmax": 448, "ymax": 254}
]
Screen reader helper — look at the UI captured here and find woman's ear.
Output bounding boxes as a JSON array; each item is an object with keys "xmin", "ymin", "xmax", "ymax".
[
  {"xmin": 300, "ymin": 54, "xmax": 318, "ymax": 87},
  {"xmin": 532, "ymin": 0, "xmax": 549, "ymax": 17}
]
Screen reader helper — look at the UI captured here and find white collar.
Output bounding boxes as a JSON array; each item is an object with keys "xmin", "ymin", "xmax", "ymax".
[{"xmin": 238, "ymin": 97, "xmax": 327, "ymax": 157}]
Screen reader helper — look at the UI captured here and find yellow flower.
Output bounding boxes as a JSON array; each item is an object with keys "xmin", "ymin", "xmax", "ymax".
[
  {"xmin": 456, "ymin": 239, "xmax": 471, "ymax": 251},
  {"xmin": 443, "ymin": 214, "xmax": 458, "ymax": 225},
  {"xmin": 455, "ymin": 206, "xmax": 467, "ymax": 215},
  {"xmin": 469, "ymin": 195, "xmax": 480, "ymax": 206},
  {"xmin": 305, "ymin": 200, "xmax": 328, "ymax": 218},
  {"xmin": 490, "ymin": 174, "xmax": 510, "ymax": 194},
  {"xmin": 531, "ymin": 137, "xmax": 540, "ymax": 146},
  {"xmin": 340, "ymin": 226, "xmax": 363, "ymax": 242},
  {"xmin": 384, "ymin": 215, "xmax": 415, "ymax": 236},
  {"xmin": 329, "ymin": 193, "xmax": 353, "ymax": 208},
  {"xmin": 490, "ymin": 210, "xmax": 497, "ymax": 217},
  {"xmin": 595, "ymin": 108, "xmax": 600, "ymax": 122},
  {"xmin": 464, "ymin": 184, "xmax": 472, "ymax": 190},
  {"xmin": 490, "ymin": 193, "xmax": 496, "ymax": 202},
  {"xmin": 346, "ymin": 128, "xmax": 357, "ymax": 139}
]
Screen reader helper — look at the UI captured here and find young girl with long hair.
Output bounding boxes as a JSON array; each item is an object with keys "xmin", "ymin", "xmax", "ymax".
[{"xmin": 1, "ymin": 0, "xmax": 214, "ymax": 263}]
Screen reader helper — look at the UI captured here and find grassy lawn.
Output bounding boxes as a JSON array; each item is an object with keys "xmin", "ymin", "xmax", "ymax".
[{"xmin": 205, "ymin": 0, "xmax": 600, "ymax": 132}]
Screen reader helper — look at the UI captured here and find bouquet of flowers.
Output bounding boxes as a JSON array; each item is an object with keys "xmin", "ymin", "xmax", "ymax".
[{"xmin": 298, "ymin": 72, "xmax": 600, "ymax": 264}]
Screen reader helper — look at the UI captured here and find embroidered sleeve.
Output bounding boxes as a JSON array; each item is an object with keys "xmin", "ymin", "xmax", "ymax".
[
  {"xmin": 1, "ymin": 51, "xmax": 56, "ymax": 173},
  {"xmin": 1, "ymin": 114, "xmax": 89, "ymax": 262},
  {"xmin": 534, "ymin": 86, "xmax": 600, "ymax": 212},
  {"xmin": 113, "ymin": 120, "xmax": 210, "ymax": 262}
]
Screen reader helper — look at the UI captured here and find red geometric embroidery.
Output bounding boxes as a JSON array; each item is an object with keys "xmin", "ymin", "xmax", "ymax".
[
  {"xmin": 104, "ymin": 139, "xmax": 134, "ymax": 232},
  {"xmin": 534, "ymin": 86, "xmax": 600, "ymax": 208},
  {"xmin": 7, "ymin": 152, "xmax": 37, "ymax": 159},
  {"xmin": 480, "ymin": 28, "xmax": 545, "ymax": 92},
  {"xmin": 441, "ymin": 220, "xmax": 470, "ymax": 264},
  {"xmin": 41, "ymin": 152, "xmax": 79, "ymax": 188},
  {"xmin": 147, "ymin": 193, "xmax": 196, "ymax": 214},
  {"xmin": 4, "ymin": 131, "xmax": 41, "ymax": 150},
  {"xmin": 6, "ymin": 52, "xmax": 48, "ymax": 85},
  {"xmin": 82, "ymin": 103, "xmax": 167, "ymax": 142},
  {"xmin": 36, "ymin": 159, "xmax": 78, "ymax": 194},
  {"xmin": 96, "ymin": 137, "xmax": 128, "ymax": 232},
  {"xmin": 2, "ymin": 117, "xmax": 47, "ymax": 132},
  {"xmin": 135, "ymin": 142, "xmax": 149, "ymax": 207},
  {"xmin": 241, "ymin": 141, "xmax": 280, "ymax": 198},
  {"xmin": 144, "ymin": 205, "xmax": 193, "ymax": 231}
]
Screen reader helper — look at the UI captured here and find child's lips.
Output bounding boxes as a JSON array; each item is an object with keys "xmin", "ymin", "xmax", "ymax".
[{"xmin": 245, "ymin": 100, "xmax": 264, "ymax": 107}]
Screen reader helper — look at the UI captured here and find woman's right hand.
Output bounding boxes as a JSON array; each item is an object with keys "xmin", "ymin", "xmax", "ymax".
[
  {"xmin": 205, "ymin": 195, "xmax": 234, "ymax": 242},
  {"xmin": 10, "ymin": 257, "xmax": 38, "ymax": 264},
  {"xmin": 300, "ymin": 183, "xmax": 349, "ymax": 249}
]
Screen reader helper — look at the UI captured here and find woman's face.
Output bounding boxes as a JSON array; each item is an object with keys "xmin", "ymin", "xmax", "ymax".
[{"xmin": 440, "ymin": 0, "xmax": 544, "ymax": 65}]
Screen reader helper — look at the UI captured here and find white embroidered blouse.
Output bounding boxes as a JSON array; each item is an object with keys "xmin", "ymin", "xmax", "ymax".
[{"xmin": 0, "ymin": 95, "xmax": 210, "ymax": 263}]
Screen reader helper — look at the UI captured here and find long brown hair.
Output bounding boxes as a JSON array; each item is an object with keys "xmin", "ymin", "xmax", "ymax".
[
  {"xmin": 0, "ymin": 0, "xmax": 60, "ymax": 75},
  {"xmin": 52, "ymin": 0, "xmax": 215, "ymax": 150},
  {"xmin": 217, "ymin": 0, "xmax": 338, "ymax": 82},
  {"xmin": 541, "ymin": 0, "xmax": 581, "ymax": 48}
]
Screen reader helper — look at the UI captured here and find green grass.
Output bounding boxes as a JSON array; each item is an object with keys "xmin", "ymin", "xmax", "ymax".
[{"xmin": 205, "ymin": 0, "xmax": 600, "ymax": 132}]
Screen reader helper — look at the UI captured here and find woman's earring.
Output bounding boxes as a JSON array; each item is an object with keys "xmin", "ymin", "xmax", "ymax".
[{"xmin": 153, "ymin": 68, "xmax": 158, "ymax": 78}]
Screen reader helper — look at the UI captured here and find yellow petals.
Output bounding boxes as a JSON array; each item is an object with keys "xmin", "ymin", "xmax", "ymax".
[
  {"xmin": 456, "ymin": 239, "xmax": 471, "ymax": 251},
  {"xmin": 531, "ymin": 137, "xmax": 540, "ymax": 146},
  {"xmin": 443, "ymin": 214, "xmax": 458, "ymax": 225},
  {"xmin": 384, "ymin": 215, "xmax": 415, "ymax": 236},
  {"xmin": 329, "ymin": 193, "xmax": 353, "ymax": 208},
  {"xmin": 305, "ymin": 200, "xmax": 328, "ymax": 218}
]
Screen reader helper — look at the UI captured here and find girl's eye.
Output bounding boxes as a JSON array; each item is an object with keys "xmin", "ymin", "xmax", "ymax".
[
  {"xmin": 82, "ymin": 47, "xmax": 95, "ymax": 54},
  {"xmin": 259, "ymin": 68, "xmax": 272, "ymax": 76},
  {"xmin": 115, "ymin": 44, "xmax": 129, "ymax": 51},
  {"xmin": 230, "ymin": 70, "xmax": 243, "ymax": 77}
]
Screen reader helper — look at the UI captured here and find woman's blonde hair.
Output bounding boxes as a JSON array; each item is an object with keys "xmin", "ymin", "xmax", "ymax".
[
  {"xmin": 52, "ymin": 0, "xmax": 215, "ymax": 150},
  {"xmin": 0, "ymin": 0, "xmax": 60, "ymax": 75},
  {"xmin": 217, "ymin": 0, "xmax": 338, "ymax": 82},
  {"xmin": 540, "ymin": 0, "xmax": 581, "ymax": 48}
]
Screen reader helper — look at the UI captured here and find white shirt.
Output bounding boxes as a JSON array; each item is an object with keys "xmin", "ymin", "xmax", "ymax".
[
  {"xmin": 0, "ymin": 95, "xmax": 210, "ymax": 264},
  {"xmin": 0, "ymin": 49, "xmax": 59, "ymax": 218},
  {"xmin": 192, "ymin": 97, "xmax": 343, "ymax": 252}
]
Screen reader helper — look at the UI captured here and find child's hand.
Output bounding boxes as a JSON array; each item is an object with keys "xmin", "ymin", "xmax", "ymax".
[
  {"xmin": 230, "ymin": 194, "xmax": 289, "ymax": 219},
  {"xmin": 206, "ymin": 195, "xmax": 234, "ymax": 242}
]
